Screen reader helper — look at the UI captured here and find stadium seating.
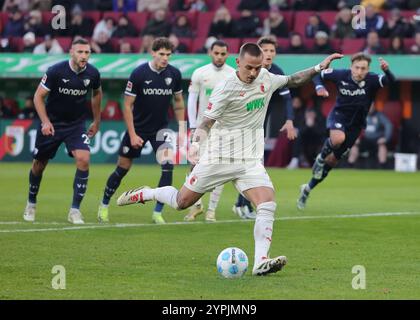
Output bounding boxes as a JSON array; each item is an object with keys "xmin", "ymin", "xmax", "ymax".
[
  {"xmin": 196, "ymin": 12, "xmax": 215, "ymax": 38},
  {"xmin": 341, "ymin": 38, "xmax": 365, "ymax": 54},
  {"xmin": 126, "ymin": 12, "xmax": 149, "ymax": 33}
]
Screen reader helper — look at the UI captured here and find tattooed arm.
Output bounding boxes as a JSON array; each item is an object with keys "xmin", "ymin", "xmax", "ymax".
[{"xmin": 287, "ymin": 53, "xmax": 343, "ymax": 88}]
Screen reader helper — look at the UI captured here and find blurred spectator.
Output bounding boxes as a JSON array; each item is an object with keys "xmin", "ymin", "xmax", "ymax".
[
  {"xmin": 382, "ymin": 8, "xmax": 411, "ymax": 38},
  {"xmin": 410, "ymin": 8, "xmax": 420, "ymax": 34},
  {"xmin": 2, "ymin": 0, "xmax": 30, "ymax": 12},
  {"xmin": 30, "ymin": 0, "xmax": 52, "ymax": 11},
  {"xmin": 93, "ymin": 17, "xmax": 116, "ymax": 40},
  {"xmin": 354, "ymin": 4, "xmax": 385, "ymax": 38},
  {"xmin": 331, "ymin": 7, "xmax": 356, "ymax": 39},
  {"xmin": 91, "ymin": 31, "xmax": 115, "ymax": 53},
  {"xmin": 361, "ymin": 30, "xmax": 386, "ymax": 54},
  {"xmin": 237, "ymin": 0, "xmax": 269, "ymax": 11},
  {"xmin": 208, "ymin": 6, "xmax": 234, "ymax": 38},
  {"xmin": 0, "ymin": 38, "xmax": 13, "ymax": 52},
  {"xmin": 95, "ymin": 0, "xmax": 114, "ymax": 11},
  {"xmin": 17, "ymin": 96, "xmax": 38, "ymax": 120},
  {"xmin": 408, "ymin": 0, "xmax": 420, "ymax": 9},
  {"xmin": 67, "ymin": 7, "xmax": 95, "ymax": 38},
  {"xmin": 119, "ymin": 40, "xmax": 133, "ymax": 53},
  {"xmin": 112, "ymin": 15, "xmax": 138, "ymax": 37},
  {"xmin": 139, "ymin": 34, "xmax": 154, "ymax": 53},
  {"xmin": 233, "ymin": 9, "xmax": 262, "ymax": 38},
  {"xmin": 141, "ymin": 9, "xmax": 171, "ymax": 37},
  {"xmin": 262, "ymin": 7, "xmax": 289, "ymax": 38},
  {"xmin": 409, "ymin": 32, "xmax": 420, "ymax": 54},
  {"xmin": 24, "ymin": 10, "xmax": 47, "ymax": 37},
  {"xmin": 137, "ymin": 0, "xmax": 169, "ymax": 12},
  {"xmin": 3, "ymin": 7, "xmax": 25, "ymax": 37},
  {"xmin": 305, "ymin": 14, "xmax": 330, "ymax": 38},
  {"xmin": 268, "ymin": 0, "xmax": 289, "ymax": 10},
  {"xmin": 22, "ymin": 31, "xmax": 36, "ymax": 52},
  {"xmin": 169, "ymin": 33, "xmax": 188, "ymax": 53},
  {"xmin": 312, "ymin": 31, "xmax": 334, "ymax": 54},
  {"xmin": 384, "ymin": 0, "xmax": 409, "ymax": 9},
  {"xmin": 348, "ymin": 104, "xmax": 393, "ymax": 169},
  {"xmin": 33, "ymin": 34, "xmax": 63, "ymax": 54},
  {"xmin": 195, "ymin": 35, "xmax": 217, "ymax": 53},
  {"xmin": 360, "ymin": 0, "xmax": 386, "ymax": 11},
  {"xmin": 174, "ymin": 0, "xmax": 208, "ymax": 11},
  {"xmin": 292, "ymin": 0, "xmax": 338, "ymax": 10},
  {"xmin": 171, "ymin": 14, "xmax": 193, "ymax": 38},
  {"xmin": 337, "ymin": 0, "xmax": 361, "ymax": 9},
  {"xmin": 286, "ymin": 33, "xmax": 308, "ymax": 53},
  {"xmin": 113, "ymin": 0, "xmax": 137, "ymax": 12},
  {"xmin": 287, "ymin": 97, "xmax": 326, "ymax": 169},
  {"xmin": 0, "ymin": 96, "xmax": 17, "ymax": 119},
  {"xmin": 388, "ymin": 35, "xmax": 406, "ymax": 54}
]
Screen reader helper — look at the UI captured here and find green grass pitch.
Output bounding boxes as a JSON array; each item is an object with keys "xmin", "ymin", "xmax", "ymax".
[{"xmin": 0, "ymin": 162, "xmax": 419, "ymax": 299}]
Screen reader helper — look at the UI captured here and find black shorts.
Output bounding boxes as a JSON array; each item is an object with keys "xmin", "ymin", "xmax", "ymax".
[
  {"xmin": 33, "ymin": 123, "xmax": 90, "ymax": 160},
  {"xmin": 118, "ymin": 129, "xmax": 174, "ymax": 161}
]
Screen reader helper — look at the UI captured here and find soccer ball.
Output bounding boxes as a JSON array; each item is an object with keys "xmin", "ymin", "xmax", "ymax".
[{"xmin": 216, "ymin": 247, "xmax": 248, "ymax": 279}]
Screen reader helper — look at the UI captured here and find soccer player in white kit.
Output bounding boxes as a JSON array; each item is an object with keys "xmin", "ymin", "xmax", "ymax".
[
  {"xmin": 184, "ymin": 40, "xmax": 235, "ymax": 222},
  {"xmin": 117, "ymin": 44, "xmax": 342, "ymax": 275}
]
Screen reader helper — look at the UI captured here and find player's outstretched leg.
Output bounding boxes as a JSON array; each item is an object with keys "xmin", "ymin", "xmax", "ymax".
[
  {"xmin": 251, "ymin": 201, "xmax": 287, "ymax": 276},
  {"xmin": 205, "ymin": 184, "xmax": 224, "ymax": 222},
  {"xmin": 152, "ymin": 163, "xmax": 173, "ymax": 224}
]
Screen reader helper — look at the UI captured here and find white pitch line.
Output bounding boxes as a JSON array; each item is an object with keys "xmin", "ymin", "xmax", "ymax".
[{"xmin": 0, "ymin": 211, "xmax": 419, "ymax": 234}]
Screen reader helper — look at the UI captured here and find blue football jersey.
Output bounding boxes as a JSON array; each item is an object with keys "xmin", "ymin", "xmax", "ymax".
[
  {"xmin": 40, "ymin": 60, "xmax": 101, "ymax": 125},
  {"xmin": 124, "ymin": 62, "xmax": 183, "ymax": 134},
  {"xmin": 316, "ymin": 68, "xmax": 389, "ymax": 127}
]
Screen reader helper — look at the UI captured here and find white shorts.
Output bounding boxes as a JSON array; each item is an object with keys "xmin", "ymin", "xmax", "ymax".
[{"xmin": 184, "ymin": 162, "xmax": 274, "ymax": 194}]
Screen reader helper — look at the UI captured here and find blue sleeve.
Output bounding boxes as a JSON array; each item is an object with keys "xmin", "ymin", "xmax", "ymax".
[
  {"xmin": 92, "ymin": 68, "xmax": 101, "ymax": 90},
  {"xmin": 377, "ymin": 69, "xmax": 395, "ymax": 88},
  {"xmin": 313, "ymin": 68, "xmax": 342, "ymax": 90},
  {"xmin": 124, "ymin": 69, "xmax": 140, "ymax": 96},
  {"xmin": 40, "ymin": 66, "xmax": 57, "ymax": 91}
]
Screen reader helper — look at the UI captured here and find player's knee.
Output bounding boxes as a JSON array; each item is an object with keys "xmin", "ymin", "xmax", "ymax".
[
  {"xmin": 176, "ymin": 194, "xmax": 191, "ymax": 210},
  {"xmin": 75, "ymin": 154, "xmax": 90, "ymax": 170},
  {"xmin": 32, "ymin": 159, "xmax": 48, "ymax": 174},
  {"xmin": 325, "ymin": 154, "xmax": 339, "ymax": 167},
  {"xmin": 256, "ymin": 201, "xmax": 276, "ymax": 219}
]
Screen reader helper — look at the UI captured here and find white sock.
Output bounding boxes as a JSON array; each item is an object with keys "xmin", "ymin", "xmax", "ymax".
[
  {"xmin": 144, "ymin": 186, "xmax": 179, "ymax": 210},
  {"xmin": 208, "ymin": 184, "xmax": 224, "ymax": 211},
  {"xmin": 253, "ymin": 201, "xmax": 276, "ymax": 269}
]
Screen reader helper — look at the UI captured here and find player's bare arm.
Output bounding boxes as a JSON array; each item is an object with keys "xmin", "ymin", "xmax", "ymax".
[
  {"xmin": 287, "ymin": 53, "xmax": 343, "ymax": 88},
  {"xmin": 87, "ymin": 87, "xmax": 102, "ymax": 138},
  {"xmin": 123, "ymin": 94, "xmax": 143, "ymax": 149},
  {"xmin": 33, "ymin": 85, "xmax": 54, "ymax": 136}
]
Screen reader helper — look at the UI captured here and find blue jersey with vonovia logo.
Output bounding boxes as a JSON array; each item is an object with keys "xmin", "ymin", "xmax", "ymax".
[
  {"xmin": 40, "ymin": 60, "xmax": 101, "ymax": 125},
  {"xmin": 124, "ymin": 62, "xmax": 182, "ymax": 134},
  {"xmin": 315, "ymin": 68, "xmax": 389, "ymax": 127}
]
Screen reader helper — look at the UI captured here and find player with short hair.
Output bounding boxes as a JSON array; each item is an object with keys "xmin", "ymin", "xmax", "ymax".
[
  {"xmin": 117, "ymin": 43, "xmax": 342, "ymax": 275},
  {"xmin": 232, "ymin": 36, "xmax": 296, "ymax": 220},
  {"xmin": 98, "ymin": 37, "xmax": 185, "ymax": 224},
  {"xmin": 297, "ymin": 53, "xmax": 395, "ymax": 210},
  {"xmin": 184, "ymin": 40, "xmax": 235, "ymax": 222},
  {"xmin": 23, "ymin": 38, "xmax": 102, "ymax": 224}
]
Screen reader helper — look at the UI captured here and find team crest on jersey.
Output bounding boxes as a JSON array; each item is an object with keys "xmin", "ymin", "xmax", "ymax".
[
  {"xmin": 126, "ymin": 81, "xmax": 133, "ymax": 92},
  {"xmin": 358, "ymin": 80, "xmax": 365, "ymax": 88},
  {"xmin": 239, "ymin": 91, "xmax": 246, "ymax": 97},
  {"xmin": 207, "ymin": 102, "xmax": 213, "ymax": 110},
  {"xmin": 260, "ymin": 84, "xmax": 265, "ymax": 93},
  {"xmin": 189, "ymin": 175, "xmax": 198, "ymax": 186},
  {"xmin": 165, "ymin": 77, "xmax": 172, "ymax": 86},
  {"xmin": 83, "ymin": 79, "xmax": 90, "ymax": 87}
]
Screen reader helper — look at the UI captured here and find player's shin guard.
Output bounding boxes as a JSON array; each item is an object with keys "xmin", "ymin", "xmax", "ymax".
[
  {"xmin": 320, "ymin": 138, "xmax": 334, "ymax": 161},
  {"xmin": 155, "ymin": 164, "xmax": 174, "ymax": 212},
  {"xmin": 102, "ymin": 166, "xmax": 128, "ymax": 205},
  {"xmin": 72, "ymin": 169, "xmax": 89, "ymax": 209},
  {"xmin": 28, "ymin": 169, "xmax": 42, "ymax": 204},
  {"xmin": 308, "ymin": 164, "xmax": 332, "ymax": 190},
  {"xmin": 208, "ymin": 184, "xmax": 224, "ymax": 211},
  {"xmin": 254, "ymin": 201, "xmax": 276, "ymax": 269}
]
